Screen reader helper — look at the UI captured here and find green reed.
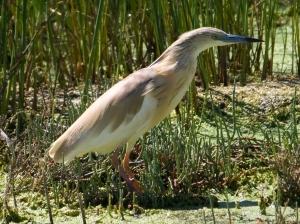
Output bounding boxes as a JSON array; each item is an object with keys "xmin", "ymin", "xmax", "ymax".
[
  {"xmin": 261, "ymin": 0, "xmax": 278, "ymax": 80},
  {"xmin": 292, "ymin": 0, "xmax": 300, "ymax": 77},
  {"xmin": 0, "ymin": 1, "xmax": 9, "ymax": 114}
]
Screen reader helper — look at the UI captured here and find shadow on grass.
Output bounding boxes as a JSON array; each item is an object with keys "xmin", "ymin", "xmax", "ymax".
[{"xmin": 218, "ymin": 199, "xmax": 258, "ymax": 208}]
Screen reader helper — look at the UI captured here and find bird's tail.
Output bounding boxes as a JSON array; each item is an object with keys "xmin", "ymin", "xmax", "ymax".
[{"xmin": 48, "ymin": 137, "xmax": 66, "ymax": 163}]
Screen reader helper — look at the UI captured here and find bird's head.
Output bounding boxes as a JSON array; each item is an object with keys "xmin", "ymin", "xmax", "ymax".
[
  {"xmin": 150, "ymin": 27, "xmax": 262, "ymax": 68},
  {"xmin": 174, "ymin": 27, "xmax": 262, "ymax": 54}
]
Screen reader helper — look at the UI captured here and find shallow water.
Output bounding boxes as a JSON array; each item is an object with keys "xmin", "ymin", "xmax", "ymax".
[{"xmin": 2, "ymin": 189, "xmax": 298, "ymax": 224}]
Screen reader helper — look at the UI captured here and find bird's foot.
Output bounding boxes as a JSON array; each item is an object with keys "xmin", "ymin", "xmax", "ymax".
[{"xmin": 126, "ymin": 177, "xmax": 144, "ymax": 194}]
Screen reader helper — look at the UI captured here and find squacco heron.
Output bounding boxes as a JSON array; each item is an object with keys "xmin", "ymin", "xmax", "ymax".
[{"xmin": 49, "ymin": 27, "xmax": 261, "ymax": 193}]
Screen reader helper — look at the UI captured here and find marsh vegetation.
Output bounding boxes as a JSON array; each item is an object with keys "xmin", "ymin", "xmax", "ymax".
[{"xmin": 0, "ymin": 0, "xmax": 299, "ymax": 223}]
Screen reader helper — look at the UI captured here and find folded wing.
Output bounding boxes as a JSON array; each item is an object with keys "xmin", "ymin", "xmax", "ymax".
[{"xmin": 48, "ymin": 68, "xmax": 169, "ymax": 163}]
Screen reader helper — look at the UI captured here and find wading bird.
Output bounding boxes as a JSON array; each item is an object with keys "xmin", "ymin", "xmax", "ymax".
[{"xmin": 49, "ymin": 27, "xmax": 261, "ymax": 193}]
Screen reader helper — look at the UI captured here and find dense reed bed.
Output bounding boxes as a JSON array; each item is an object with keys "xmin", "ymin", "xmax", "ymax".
[{"xmin": 0, "ymin": 0, "xmax": 299, "ymax": 116}]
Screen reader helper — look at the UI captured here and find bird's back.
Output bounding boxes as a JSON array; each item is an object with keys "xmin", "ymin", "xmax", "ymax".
[{"xmin": 48, "ymin": 68, "xmax": 166, "ymax": 163}]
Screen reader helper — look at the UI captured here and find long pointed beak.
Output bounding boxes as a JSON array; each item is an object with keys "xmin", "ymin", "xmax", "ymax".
[{"xmin": 222, "ymin": 34, "xmax": 263, "ymax": 43}]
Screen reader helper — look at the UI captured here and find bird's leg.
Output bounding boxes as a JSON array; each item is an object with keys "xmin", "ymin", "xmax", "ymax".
[
  {"xmin": 122, "ymin": 150, "xmax": 143, "ymax": 194},
  {"xmin": 111, "ymin": 148, "xmax": 143, "ymax": 194},
  {"xmin": 111, "ymin": 147, "xmax": 121, "ymax": 170},
  {"xmin": 122, "ymin": 150, "xmax": 136, "ymax": 178}
]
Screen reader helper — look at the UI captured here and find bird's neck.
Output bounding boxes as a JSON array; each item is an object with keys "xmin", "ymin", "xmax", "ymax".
[{"xmin": 149, "ymin": 43, "xmax": 201, "ymax": 75}]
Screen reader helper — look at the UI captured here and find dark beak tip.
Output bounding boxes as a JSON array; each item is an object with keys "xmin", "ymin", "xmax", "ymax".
[
  {"xmin": 254, "ymin": 39, "xmax": 264, "ymax": 43},
  {"xmin": 247, "ymin": 37, "xmax": 264, "ymax": 43}
]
